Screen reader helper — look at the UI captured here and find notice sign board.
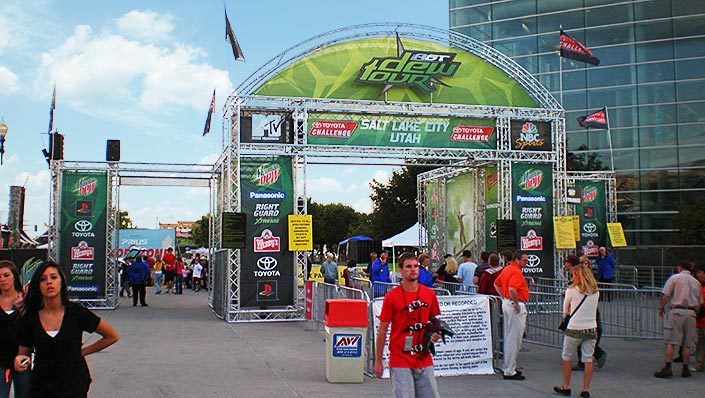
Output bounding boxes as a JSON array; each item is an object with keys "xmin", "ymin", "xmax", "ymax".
[
  {"xmin": 288, "ymin": 215, "xmax": 312, "ymax": 251},
  {"xmin": 607, "ymin": 223, "xmax": 628, "ymax": 247},
  {"xmin": 496, "ymin": 220, "xmax": 517, "ymax": 253},
  {"xmin": 221, "ymin": 212, "xmax": 247, "ymax": 249},
  {"xmin": 372, "ymin": 295, "xmax": 494, "ymax": 378},
  {"xmin": 553, "ymin": 216, "xmax": 576, "ymax": 249}
]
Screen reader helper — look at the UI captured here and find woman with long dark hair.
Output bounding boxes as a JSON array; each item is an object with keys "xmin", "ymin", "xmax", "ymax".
[
  {"xmin": 13, "ymin": 261, "xmax": 119, "ymax": 397},
  {"xmin": 0, "ymin": 260, "xmax": 29, "ymax": 398}
]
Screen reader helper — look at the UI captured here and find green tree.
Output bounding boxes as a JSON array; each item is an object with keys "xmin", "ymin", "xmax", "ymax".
[
  {"xmin": 671, "ymin": 203, "xmax": 705, "ymax": 244},
  {"xmin": 308, "ymin": 199, "xmax": 365, "ymax": 250},
  {"xmin": 118, "ymin": 211, "xmax": 133, "ymax": 229},
  {"xmin": 191, "ymin": 214, "xmax": 210, "ymax": 247},
  {"xmin": 368, "ymin": 166, "xmax": 427, "ymax": 239}
]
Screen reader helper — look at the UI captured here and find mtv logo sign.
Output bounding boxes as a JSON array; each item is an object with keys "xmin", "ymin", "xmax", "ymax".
[{"xmin": 252, "ymin": 114, "xmax": 285, "ymax": 141}]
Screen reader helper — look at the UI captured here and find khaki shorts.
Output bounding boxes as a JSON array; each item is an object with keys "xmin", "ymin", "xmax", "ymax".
[
  {"xmin": 562, "ymin": 335, "xmax": 596, "ymax": 363},
  {"xmin": 664, "ymin": 309, "xmax": 697, "ymax": 350}
]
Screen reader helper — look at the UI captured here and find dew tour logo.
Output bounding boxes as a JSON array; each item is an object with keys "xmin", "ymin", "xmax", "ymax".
[
  {"xmin": 519, "ymin": 169, "xmax": 543, "ymax": 191},
  {"xmin": 582, "ymin": 186, "xmax": 597, "ymax": 203},
  {"xmin": 355, "ymin": 35, "xmax": 460, "ymax": 95},
  {"xmin": 251, "ymin": 163, "xmax": 280, "ymax": 187},
  {"xmin": 74, "ymin": 177, "xmax": 97, "ymax": 196}
]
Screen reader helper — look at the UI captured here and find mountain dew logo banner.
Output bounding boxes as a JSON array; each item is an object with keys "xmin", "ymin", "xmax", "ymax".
[
  {"xmin": 484, "ymin": 166, "xmax": 499, "ymax": 252},
  {"xmin": 576, "ymin": 181, "xmax": 607, "ymax": 257},
  {"xmin": 254, "ymin": 37, "xmax": 539, "ymax": 108},
  {"xmin": 308, "ymin": 113, "xmax": 496, "ymax": 149},
  {"xmin": 240, "ymin": 156, "xmax": 294, "ymax": 308},
  {"xmin": 59, "ymin": 172, "xmax": 108, "ymax": 299},
  {"xmin": 511, "ymin": 163, "xmax": 553, "ymax": 277}
]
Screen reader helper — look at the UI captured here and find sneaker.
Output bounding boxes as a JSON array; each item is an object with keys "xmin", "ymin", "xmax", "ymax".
[
  {"xmin": 682, "ymin": 366, "xmax": 692, "ymax": 378},
  {"xmin": 553, "ymin": 386, "xmax": 571, "ymax": 396},
  {"xmin": 503, "ymin": 371, "xmax": 525, "ymax": 380},
  {"xmin": 580, "ymin": 391, "xmax": 590, "ymax": 398},
  {"xmin": 595, "ymin": 352, "xmax": 607, "ymax": 369},
  {"xmin": 141, "ymin": 303, "xmax": 149, "ymax": 307},
  {"xmin": 654, "ymin": 367, "xmax": 673, "ymax": 378}
]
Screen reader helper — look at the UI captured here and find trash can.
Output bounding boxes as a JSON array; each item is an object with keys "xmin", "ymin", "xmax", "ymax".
[{"xmin": 324, "ymin": 299, "xmax": 369, "ymax": 383}]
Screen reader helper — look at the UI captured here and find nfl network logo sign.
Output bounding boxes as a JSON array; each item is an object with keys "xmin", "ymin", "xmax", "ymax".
[{"xmin": 332, "ymin": 334, "xmax": 362, "ymax": 358}]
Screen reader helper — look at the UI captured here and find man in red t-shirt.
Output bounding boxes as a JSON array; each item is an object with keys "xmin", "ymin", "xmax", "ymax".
[
  {"xmin": 494, "ymin": 251, "xmax": 529, "ymax": 380},
  {"xmin": 374, "ymin": 252, "xmax": 442, "ymax": 397},
  {"xmin": 162, "ymin": 247, "xmax": 176, "ymax": 293}
]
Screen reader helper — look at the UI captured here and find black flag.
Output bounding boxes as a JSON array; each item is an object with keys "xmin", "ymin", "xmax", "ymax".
[
  {"xmin": 225, "ymin": 8, "xmax": 245, "ymax": 61},
  {"xmin": 203, "ymin": 89, "xmax": 215, "ymax": 136},
  {"xmin": 560, "ymin": 29, "xmax": 600, "ymax": 66},
  {"xmin": 48, "ymin": 84, "xmax": 56, "ymax": 133},
  {"xmin": 578, "ymin": 107, "xmax": 609, "ymax": 130}
]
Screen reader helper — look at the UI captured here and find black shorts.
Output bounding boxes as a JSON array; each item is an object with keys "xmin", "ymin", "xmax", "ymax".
[{"xmin": 164, "ymin": 269, "xmax": 176, "ymax": 282}]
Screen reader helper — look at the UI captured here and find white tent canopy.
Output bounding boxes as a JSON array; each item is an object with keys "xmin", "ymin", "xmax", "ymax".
[{"xmin": 382, "ymin": 222, "xmax": 426, "ymax": 248}]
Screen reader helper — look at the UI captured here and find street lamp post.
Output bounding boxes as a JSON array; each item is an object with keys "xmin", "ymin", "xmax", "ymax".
[{"xmin": 0, "ymin": 118, "xmax": 8, "ymax": 165}]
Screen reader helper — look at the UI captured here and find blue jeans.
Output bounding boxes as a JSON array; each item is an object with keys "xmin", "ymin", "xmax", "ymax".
[
  {"xmin": 175, "ymin": 274, "xmax": 183, "ymax": 294},
  {"xmin": 154, "ymin": 272, "xmax": 163, "ymax": 294},
  {"xmin": 0, "ymin": 367, "xmax": 30, "ymax": 398}
]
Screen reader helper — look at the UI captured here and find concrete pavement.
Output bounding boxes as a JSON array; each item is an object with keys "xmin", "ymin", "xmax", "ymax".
[{"xmin": 83, "ymin": 289, "xmax": 705, "ymax": 397}]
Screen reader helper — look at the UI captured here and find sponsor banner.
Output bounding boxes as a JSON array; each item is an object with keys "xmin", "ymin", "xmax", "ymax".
[
  {"xmin": 576, "ymin": 181, "xmax": 607, "ymax": 256},
  {"xmin": 446, "ymin": 172, "xmax": 476, "ymax": 256},
  {"xmin": 117, "ymin": 229, "xmax": 177, "ymax": 259},
  {"xmin": 240, "ymin": 157, "xmax": 294, "ymax": 307},
  {"xmin": 372, "ymin": 295, "xmax": 494, "ymax": 378},
  {"xmin": 484, "ymin": 166, "xmax": 499, "ymax": 252},
  {"xmin": 511, "ymin": 163, "xmax": 554, "ymax": 277},
  {"xmin": 59, "ymin": 172, "xmax": 107, "ymax": 299},
  {"xmin": 307, "ymin": 113, "xmax": 496, "ymax": 149},
  {"xmin": 510, "ymin": 121, "xmax": 552, "ymax": 151},
  {"xmin": 239, "ymin": 112, "xmax": 293, "ymax": 144}
]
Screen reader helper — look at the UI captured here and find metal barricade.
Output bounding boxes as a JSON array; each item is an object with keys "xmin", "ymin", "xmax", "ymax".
[
  {"xmin": 352, "ymin": 277, "xmax": 372, "ymax": 299},
  {"xmin": 524, "ymin": 283, "xmax": 564, "ymax": 348},
  {"xmin": 614, "ymin": 266, "xmax": 638, "ymax": 286},
  {"xmin": 310, "ymin": 282, "xmax": 339, "ymax": 324},
  {"xmin": 372, "ymin": 281, "xmax": 399, "ymax": 298},
  {"xmin": 434, "ymin": 280, "xmax": 464, "ymax": 294},
  {"xmin": 598, "ymin": 286, "xmax": 663, "ymax": 339}
]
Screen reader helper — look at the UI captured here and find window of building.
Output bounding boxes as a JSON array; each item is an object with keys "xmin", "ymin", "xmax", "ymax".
[
  {"xmin": 676, "ymin": 80, "xmax": 705, "ymax": 102},
  {"xmin": 678, "ymin": 123, "xmax": 705, "ymax": 145},
  {"xmin": 538, "ymin": 0, "xmax": 582, "ymax": 13},
  {"xmin": 675, "ymin": 38, "xmax": 705, "ymax": 59},
  {"xmin": 634, "ymin": 0, "xmax": 673, "ymax": 20},
  {"xmin": 637, "ymin": 103, "xmax": 677, "ymax": 126},
  {"xmin": 588, "ymin": 65, "xmax": 635, "ymax": 88},
  {"xmin": 639, "ymin": 212, "xmax": 680, "ymax": 228},
  {"xmin": 538, "ymin": 10, "xmax": 584, "ymax": 34},
  {"xmin": 679, "ymin": 145, "xmax": 705, "ymax": 167},
  {"xmin": 616, "ymin": 170, "xmax": 640, "ymax": 190},
  {"xmin": 635, "ymin": 20, "xmax": 674, "ymax": 42},
  {"xmin": 611, "ymin": 127, "xmax": 639, "ymax": 149},
  {"xmin": 593, "ymin": 43, "xmax": 635, "ymax": 67},
  {"xmin": 639, "ymin": 126, "xmax": 678, "ymax": 147},
  {"xmin": 589, "ymin": 86, "xmax": 638, "ymax": 108},
  {"xmin": 539, "ymin": 54, "xmax": 559, "ymax": 74},
  {"xmin": 567, "ymin": 130, "xmax": 587, "ymax": 151},
  {"xmin": 453, "ymin": 25, "xmax": 493, "ymax": 43},
  {"xmin": 563, "ymin": 90, "xmax": 587, "ymax": 110},
  {"xmin": 450, "ymin": 5, "xmax": 491, "ymax": 26},
  {"xmin": 673, "ymin": 0, "xmax": 705, "ymax": 17},
  {"xmin": 563, "ymin": 69, "xmax": 586, "ymax": 90},
  {"xmin": 586, "ymin": 25, "xmax": 634, "ymax": 48},
  {"xmin": 637, "ymin": 61, "xmax": 675, "ymax": 84},
  {"xmin": 585, "ymin": 3, "xmax": 634, "ymax": 27},
  {"xmin": 450, "ymin": 0, "xmax": 486, "ymax": 9},
  {"xmin": 492, "ymin": 0, "xmax": 535, "ymax": 21},
  {"xmin": 681, "ymin": 189, "xmax": 705, "ymax": 206},
  {"xmin": 677, "ymin": 102, "xmax": 705, "ymax": 124},
  {"xmin": 640, "ymin": 147, "xmax": 678, "ymax": 168},
  {"xmin": 675, "ymin": 58, "xmax": 705, "ymax": 80},
  {"xmin": 638, "ymin": 82, "xmax": 676, "ymax": 105},
  {"xmin": 636, "ymin": 41, "xmax": 674, "ymax": 62},
  {"xmin": 494, "ymin": 36, "xmax": 537, "ymax": 56},
  {"xmin": 514, "ymin": 55, "xmax": 538, "ymax": 74},
  {"xmin": 679, "ymin": 169, "xmax": 705, "ymax": 189},
  {"xmin": 493, "ymin": 18, "xmax": 538, "ymax": 40},
  {"xmin": 673, "ymin": 15, "xmax": 705, "ymax": 38}
]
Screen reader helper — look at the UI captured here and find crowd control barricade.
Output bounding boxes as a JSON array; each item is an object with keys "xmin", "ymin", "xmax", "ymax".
[
  {"xmin": 524, "ymin": 283, "xmax": 564, "ymax": 349},
  {"xmin": 614, "ymin": 266, "xmax": 638, "ymax": 287},
  {"xmin": 598, "ymin": 286, "xmax": 663, "ymax": 339},
  {"xmin": 371, "ymin": 281, "xmax": 398, "ymax": 299},
  {"xmin": 352, "ymin": 277, "xmax": 372, "ymax": 299},
  {"xmin": 434, "ymin": 280, "xmax": 463, "ymax": 294}
]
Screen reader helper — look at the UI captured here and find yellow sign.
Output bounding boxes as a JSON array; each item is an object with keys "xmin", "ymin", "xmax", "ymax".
[
  {"xmin": 607, "ymin": 223, "xmax": 628, "ymax": 247},
  {"xmin": 553, "ymin": 216, "xmax": 576, "ymax": 249},
  {"xmin": 572, "ymin": 215, "xmax": 581, "ymax": 241},
  {"xmin": 288, "ymin": 215, "xmax": 313, "ymax": 251}
]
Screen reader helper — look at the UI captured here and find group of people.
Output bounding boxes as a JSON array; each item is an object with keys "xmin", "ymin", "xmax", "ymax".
[
  {"xmin": 0, "ymin": 259, "xmax": 118, "ymax": 397},
  {"xmin": 119, "ymin": 249, "xmax": 208, "ymax": 306}
]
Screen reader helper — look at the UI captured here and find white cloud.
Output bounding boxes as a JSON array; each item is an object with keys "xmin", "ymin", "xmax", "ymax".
[
  {"xmin": 341, "ymin": 167, "xmax": 355, "ymax": 175},
  {"xmin": 372, "ymin": 170, "xmax": 390, "ymax": 182},
  {"xmin": 0, "ymin": 15, "xmax": 11, "ymax": 56},
  {"xmin": 0, "ymin": 168, "xmax": 51, "ymax": 231},
  {"xmin": 0, "ymin": 66, "xmax": 20, "ymax": 93},
  {"xmin": 115, "ymin": 10, "xmax": 175, "ymax": 42},
  {"xmin": 351, "ymin": 197, "xmax": 373, "ymax": 213},
  {"xmin": 34, "ymin": 21, "xmax": 232, "ymax": 126},
  {"xmin": 307, "ymin": 177, "xmax": 344, "ymax": 195}
]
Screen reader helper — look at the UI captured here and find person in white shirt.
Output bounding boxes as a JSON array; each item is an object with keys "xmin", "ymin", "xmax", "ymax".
[
  {"xmin": 192, "ymin": 260, "xmax": 204, "ymax": 292},
  {"xmin": 455, "ymin": 250, "xmax": 478, "ymax": 292},
  {"xmin": 554, "ymin": 265, "xmax": 600, "ymax": 398}
]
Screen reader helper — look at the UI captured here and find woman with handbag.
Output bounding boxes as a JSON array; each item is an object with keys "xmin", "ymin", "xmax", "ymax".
[{"xmin": 554, "ymin": 266, "xmax": 600, "ymax": 398}]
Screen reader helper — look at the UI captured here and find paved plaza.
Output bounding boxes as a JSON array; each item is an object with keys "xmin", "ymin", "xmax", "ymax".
[{"xmin": 83, "ymin": 289, "xmax": 705, "ymax": 397}]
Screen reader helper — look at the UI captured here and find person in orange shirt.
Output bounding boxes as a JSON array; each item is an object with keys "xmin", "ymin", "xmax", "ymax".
[{"xmin": 494, "ymin": 251, "xmax": 529, "ymax": 380}]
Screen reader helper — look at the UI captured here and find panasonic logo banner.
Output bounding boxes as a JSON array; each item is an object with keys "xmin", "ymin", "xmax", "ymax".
[{"xmin": 249, "ymin": 191, "xmax": 286, "ymax": 200}]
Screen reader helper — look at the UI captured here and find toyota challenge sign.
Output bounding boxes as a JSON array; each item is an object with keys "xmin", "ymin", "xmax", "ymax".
[
  {"xmin": 59, "ymin": 172, "xmax": 108, "ymax": 298},
  {"xmin": 511, "ymin": 163, "xmax": 554, "ymax": 277},
  {"xmin": 240, "ymin": 157, "xmax": 294, "ymax": 307},
  {"xmin": 576, "ymin": 181, "xmax": 607, "ymax": 257}
]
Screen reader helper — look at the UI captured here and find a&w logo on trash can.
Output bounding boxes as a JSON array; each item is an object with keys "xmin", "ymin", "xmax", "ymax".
[{"xmin": 332, "ymin": 334, "xmax": 362, "ymax": 358}]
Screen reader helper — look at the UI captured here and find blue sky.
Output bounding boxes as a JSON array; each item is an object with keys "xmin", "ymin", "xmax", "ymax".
[{"xmin": 0, "ymin": 0, "xmax": 448, "ymax": 230}]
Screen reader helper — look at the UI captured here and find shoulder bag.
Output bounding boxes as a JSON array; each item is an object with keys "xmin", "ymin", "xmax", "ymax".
[{"xmin": 558, "ymin": 293, "xmax": 588, "ymax": 332}]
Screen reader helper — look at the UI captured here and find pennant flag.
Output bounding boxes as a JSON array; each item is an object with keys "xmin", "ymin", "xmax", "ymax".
[
  {"xmin": 203, "ymin": 89, "xmax": 216, "ymax": 136},
  {"xmin": 48, "ymin": 84, "xmax": 56, "ymax": 133},
  {"xmin": 560, "ymin": 29, "xmax": 600, "ymax": 66},
  {"xmin": 578, "ymin": 107, "xmax": 609, "ymax": 130},
  {"xmin": 225, "ymin": 8, "xmax": 245, "ymax": 61}
]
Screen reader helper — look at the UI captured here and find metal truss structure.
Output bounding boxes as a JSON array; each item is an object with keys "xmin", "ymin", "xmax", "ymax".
[{"xmin": 49, "ymin": 161, "xmax": 216, "ymax": 310}]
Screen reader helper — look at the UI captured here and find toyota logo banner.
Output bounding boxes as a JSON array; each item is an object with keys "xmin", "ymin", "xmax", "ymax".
[
  {"xmin": 59, "ymin": 172, "xmax": 108, "ymax": 299},
  {"xmin": 511, "ymin": 162, "xmax": 554, "ymax": 277},
  {"xmin": 239, "ymin": 156, "xmax": 294, "ymax": 308}
]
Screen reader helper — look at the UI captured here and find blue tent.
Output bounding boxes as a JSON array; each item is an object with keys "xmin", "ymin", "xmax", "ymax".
[{"xmin": 338, "ymin": 235, "xmax": 373, "ymax": 246}]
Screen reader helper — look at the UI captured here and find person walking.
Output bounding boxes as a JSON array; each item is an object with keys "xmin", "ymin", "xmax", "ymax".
[
  {"xmin": 554, "ymin": 266, "xmax": 600, "ymax": 398},
  {"xmin": 477, "ymin": 253, "xmax": 503, "ymax": 296},
  {"xmin": 13, "ymin": 261, "xmax": 119, "ymax": 398},
  {"xmin": 0, "ymin": 261, "xmax": 29, "ymax": 398},
  {"xmin": 128, "ymin": 255, "xmax": 150, "ymax": 306},
  {"xmin": 163, "ymin": 247, "xmax": 176, "ymax": 294},
  {"xmin": 321, "ymin": 253, "xmax": 338, "ymax": 285},
  {"xmin": 152, "ymin": 254, "xmax": 164, "ymax": 295},
  {"xmin": 174, "ymin": 259, "xmax": 184, "ymax": 295},
  {"xmin": 374, "ymin": 252, "xmax": 442, "ymax": 398},
  {"xmin": 455, "ymin": 250, "xmax": 478, "ymax": 292},
  {"xmin": 192, "ymin": 259, "xmax": 204, "ymax": 292},
  {"xmin": 118, "ymin": 260, "xmax": 131, "ymax": 298},
  {"xmin": 654, "ymin": 260, "xmax": 703, "ymax": 378},
  {"xmin": 494, "ymin": 251, "xmax": 529, "ymax": 380}
]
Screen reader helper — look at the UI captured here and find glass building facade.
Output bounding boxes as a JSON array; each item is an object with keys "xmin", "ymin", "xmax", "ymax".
[{"xmin": 450, "ymin": 0, "xmax": 705, "ymax": 245}]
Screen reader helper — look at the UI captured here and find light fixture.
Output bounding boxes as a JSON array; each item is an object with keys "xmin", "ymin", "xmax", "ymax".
[{"xmin": 0, "ymin": 118, "xmax": 8, "ymax": 165}]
